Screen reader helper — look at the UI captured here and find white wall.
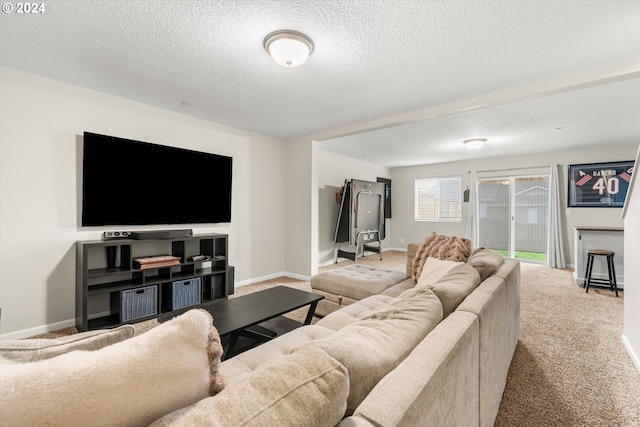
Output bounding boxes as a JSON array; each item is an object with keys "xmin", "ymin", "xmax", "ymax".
[
  {"xmin": 389, "ymin": 144, "xmax": 639, "ymax": 267},
  {"xmin": 0, "ymin": 67, "xmax": 286, "ymax": 338},
  {"xmin": 622, "ymin": 144, "xmax": 640, "ymax": 372},
  {"xmin": 283, "ymin": 138, "xmax": 316, "ymax": 279},
  {"xmin": 2, "ymin": 66, "xmax": 636, "ymax": 342},
  {"xmin": 318, "ymin": 150, "xmax": 391, "ymax": 266}
]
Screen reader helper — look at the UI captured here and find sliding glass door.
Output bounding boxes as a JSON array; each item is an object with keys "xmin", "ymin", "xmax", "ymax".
[{"xmin": 478, "ymin": 175, "xmax": 549, "ymax": 263}]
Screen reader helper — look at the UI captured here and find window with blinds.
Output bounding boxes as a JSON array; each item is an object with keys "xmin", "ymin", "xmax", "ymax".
[{"xmin": 414, "ymin": 177, "xmax": 461, "ymax": 221}]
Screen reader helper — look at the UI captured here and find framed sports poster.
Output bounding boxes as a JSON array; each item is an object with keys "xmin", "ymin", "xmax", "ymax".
[{"xmin": 568, "ymin": 161, "xmax": 634, "ymax": 207}]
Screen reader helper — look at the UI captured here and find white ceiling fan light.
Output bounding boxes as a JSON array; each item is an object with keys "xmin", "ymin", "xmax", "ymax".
[
  {"xmin": 463, "ymin": 138, "xmax": 487, "ymax": 149},
  {"xmin": 264, "ymin": 30, "xmax": 314, "ymax": 67}
]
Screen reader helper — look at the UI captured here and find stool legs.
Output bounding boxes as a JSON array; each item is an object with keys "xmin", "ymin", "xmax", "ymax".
[
  {"xmin": 584, "ymin": 254, "xmax": 594, "ymax": 293},
  {"xmin": 584, "ymin": 252, "xmax": 618, "ymax": 297},
  {"xmin": 607, "ymin": 254, "xmax": 619, "ymax": 297}
]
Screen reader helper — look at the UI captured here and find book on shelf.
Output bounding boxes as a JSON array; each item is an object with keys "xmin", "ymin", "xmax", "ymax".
[
  {"xmin": 133, "ymin": 255, "xmax": 181, "ymax": 270},
  {"xmin": 136, "ymin": 260, "xmax": 180, "ymax": 269}
]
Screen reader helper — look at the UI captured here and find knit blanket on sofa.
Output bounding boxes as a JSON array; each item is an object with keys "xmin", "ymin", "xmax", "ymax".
[{"xmin": 412, "ymin": 232, "xmax": 473, "ymax": 282}]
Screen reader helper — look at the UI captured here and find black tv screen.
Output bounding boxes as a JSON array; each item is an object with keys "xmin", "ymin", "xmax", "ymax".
[{"xmin": 82, "ymin": 132, "xmax": 232, "ymax": 226}]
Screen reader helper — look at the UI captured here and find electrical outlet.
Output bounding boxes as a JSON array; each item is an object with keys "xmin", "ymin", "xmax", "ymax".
[
  {"xmin": 400, "ymin": 238, "xmax": 406, "ymax": 244},
  {"xmin": 565, "ymin": 208, "xmax": 571, "ymax": 216}
]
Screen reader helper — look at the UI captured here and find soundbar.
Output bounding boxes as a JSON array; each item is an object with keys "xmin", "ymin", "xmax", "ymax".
[
  {"xmin": 102, "ymin": 231, "xmax": 131, "ymax": 240},
  {"xmin": 130, "ymin": 229, "xmax": 193, "ymax": 240}
]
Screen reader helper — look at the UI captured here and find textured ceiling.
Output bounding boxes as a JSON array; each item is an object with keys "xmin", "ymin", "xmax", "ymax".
[
  {"xmin": 322, "ymin": 78, "xmax": 640, "ymax": 167},
  {"xmin": 1, "ymin": 1, "xmax": 639, "ymax": 166}
]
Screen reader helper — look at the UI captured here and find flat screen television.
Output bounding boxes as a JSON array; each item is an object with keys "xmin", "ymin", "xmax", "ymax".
[{"xmin": 82, "ymin": 132, "xmax": 232, "ymax": 226}]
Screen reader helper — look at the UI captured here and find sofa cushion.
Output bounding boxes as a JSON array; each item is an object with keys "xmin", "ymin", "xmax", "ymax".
[
  {"xmin": 418, "ymin": 263, "xmax": 482, "ymax": 317},
  {"xmin": 311, "ymin": 264, "xmax": 407, "ymax": 300},
  {"xmin": 412, "ymin": 232, "xmax": 473, "ymax": 282},
  {"xmin": 316, "ymin": 294, "xmax": 395, "ymax": 331},
  {"xmin": 467, "ymin": 248, "xmax": 505, "ymax": 281},
  {"xmin": 299, "ymin": 287, "xmax": 444, "ymax": 415},
  {"xmin": 341, "ymin": 311, "xmax": 480, "ymax": 427},
  {"xmin": 380, "ymin": 278, "xmax": 415, "ymax": 298},
  {"xmin": 221, "ymin": 325, "xmax": 335, "ymax": 387},
  {"xmin": 150, "ymin": 347, "xmax": 349, "ymax": 427},
  {"xmin": 0, "ymin": 324, "xmax": 136, "ymax": 363},
  {"xmin": 0, "ymin": 309, "xmax": 224, "ymax": 427},
  {"xmin": 415, "ymin": 257, "xmax": 465, "ymax": 289}
]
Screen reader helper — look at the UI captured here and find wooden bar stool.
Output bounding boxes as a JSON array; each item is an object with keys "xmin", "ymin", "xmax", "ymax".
[{"xmin": 584, "ymin": 249, "xmax": 619, "ymax": 297}]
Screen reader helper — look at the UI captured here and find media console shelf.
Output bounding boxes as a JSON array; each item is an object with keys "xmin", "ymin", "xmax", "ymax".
[{"xmin": 76, "ymin": 233, "xmax": 234, "ymax": 332}]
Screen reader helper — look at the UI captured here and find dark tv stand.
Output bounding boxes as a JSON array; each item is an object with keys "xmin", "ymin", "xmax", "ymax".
[{"xmin": 76, "ymin": 233, "xmax": 234, "ymax": 332}]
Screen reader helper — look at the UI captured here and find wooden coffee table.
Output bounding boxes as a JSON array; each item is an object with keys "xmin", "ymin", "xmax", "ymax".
[{"xmin": 205, "ymin": 286, "xmax": 323, "ymax": 360}]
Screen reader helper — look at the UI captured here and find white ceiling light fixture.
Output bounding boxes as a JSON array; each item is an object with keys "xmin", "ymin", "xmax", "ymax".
[
  {"xmin": 264, "ymin": 30, "xmax": 314, "ymax": 67},
  {"xmin": 463, "ymin": 138, "xmax": 487, "ymax": 150}
]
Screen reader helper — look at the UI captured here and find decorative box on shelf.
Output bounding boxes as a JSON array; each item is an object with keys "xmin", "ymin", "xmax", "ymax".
[{"xmin": 133, "ymin": 255, "xmax": 181, "ymax": 270}]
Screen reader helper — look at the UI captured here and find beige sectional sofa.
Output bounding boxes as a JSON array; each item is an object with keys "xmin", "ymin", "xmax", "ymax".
[
  {"xmin": 0, "ymin": 240, "xmax": 520, "ymax": 427},
  {"xmin": 155, "ymin": 243, "xmax": 520, "ymax": 426}
]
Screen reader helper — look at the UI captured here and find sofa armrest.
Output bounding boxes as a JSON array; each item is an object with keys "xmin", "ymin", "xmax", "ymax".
[{"xmin": 0, "ymin": 325, "xmax": 136, "ymax": 363}]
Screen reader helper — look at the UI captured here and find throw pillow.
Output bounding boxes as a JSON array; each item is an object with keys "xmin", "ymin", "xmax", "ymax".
[
  {"xmin": 0, "ymin": 324, "xmax": 136, "ymax": 364},
  {"xmin": 0, "ymin": 309, "xmax": 224, "ymax": 427},
  {"xmin": 415, "ymin": 257, "xmax": 465, "ymax": 290},
  {"xmin": 405, "ymin": 243, "xmax": 419, "ymax": 278},
  {"xmin": 426, "ymin": 263, "xmax": 482, "ymax": 317},
  {"xmin": 467, "ymin": 248, "xmax": 505, "ymax": 281},
  {"xmin": 412, "ymin": 232, "xmax": 473, "ymax": 282},
  {"xmin": 150, "ymin": 347, "xmax": 349, "ymax": 427}
]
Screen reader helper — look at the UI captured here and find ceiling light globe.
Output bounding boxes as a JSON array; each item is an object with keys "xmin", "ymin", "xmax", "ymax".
[
  {"xmin": 264, "ymin": 30, "xmax": 314, "ymax": 68},
  {"xmin": 268, "ymin": 38, "xmax": 309, "ymax": 67},
  {"xmin": 463, "ymin": 138, "xmax": 487, "ymax": 150}
]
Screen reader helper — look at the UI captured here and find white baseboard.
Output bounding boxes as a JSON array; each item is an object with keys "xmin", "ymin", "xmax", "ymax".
[
  {"xmin": 622, "ymin": 333, "xmax": 640, "ymax": 373},
  {"xmin": 284, "ymin": 272, "xmax": 311, "ymax": 281},
  {"xmin": 234, "ymin": 271, "xmax": 311, "ymax": 288},
  {"xmin": 1, "ymin": 318, "xmax": 76, "ymax": 341}
]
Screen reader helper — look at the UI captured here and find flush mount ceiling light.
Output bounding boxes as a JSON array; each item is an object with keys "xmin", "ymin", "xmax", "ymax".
[
  {"xmin": 463, "ymin": 138, "xmax": 487, "ymax": 150},
  {"xmin": 264, "ymin": 30, "xmax": 314, "ymax": 67}
]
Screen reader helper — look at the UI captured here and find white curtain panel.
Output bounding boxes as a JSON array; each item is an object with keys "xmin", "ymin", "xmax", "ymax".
[
  {"xmin": 547, "ymin": 164, "xmax": 567, "ymax": 268},
  {"xmin": 464, "ymin": 170, "xmax": 479, "ymax": 246}
]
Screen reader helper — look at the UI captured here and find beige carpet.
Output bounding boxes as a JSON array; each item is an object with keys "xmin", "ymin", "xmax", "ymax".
[
  {"xmin": 495, "ymin": 262, "xmax": 640, "ymax": 427},
  {"xmin": 29, "ymin": 251, "xmax": 640, "ymax": 426}
]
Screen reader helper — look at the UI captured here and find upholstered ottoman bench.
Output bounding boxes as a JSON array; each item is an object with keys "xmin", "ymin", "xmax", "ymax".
[{"xmin": 311, "ymin": 264, "xmax": 408, "ymax": 317}]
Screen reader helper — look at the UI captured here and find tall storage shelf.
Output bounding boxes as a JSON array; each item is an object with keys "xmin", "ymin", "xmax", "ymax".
[{"xmin": 76, "ymin": 233, "xmax": 234, "ymax": 332}]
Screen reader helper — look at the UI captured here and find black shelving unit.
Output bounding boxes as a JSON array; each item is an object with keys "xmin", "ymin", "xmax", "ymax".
[{"xmin": 76, "ymin": 233, "xmax": 234, "ymax": 332}]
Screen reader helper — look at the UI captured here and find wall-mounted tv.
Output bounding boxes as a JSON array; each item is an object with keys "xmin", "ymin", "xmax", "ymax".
[{"xmin": 82, "ymin": 132, "xmax": 232, "ymax": 226}]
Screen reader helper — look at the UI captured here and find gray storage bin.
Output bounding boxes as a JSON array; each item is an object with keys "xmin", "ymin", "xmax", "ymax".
[
  {"xmin": 120, "ymin": 285, "xmax": 158, "ymax": 322},
  {"xmin": 165, "ymin": 277, "xmax": 201, "ymax": 310}
]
